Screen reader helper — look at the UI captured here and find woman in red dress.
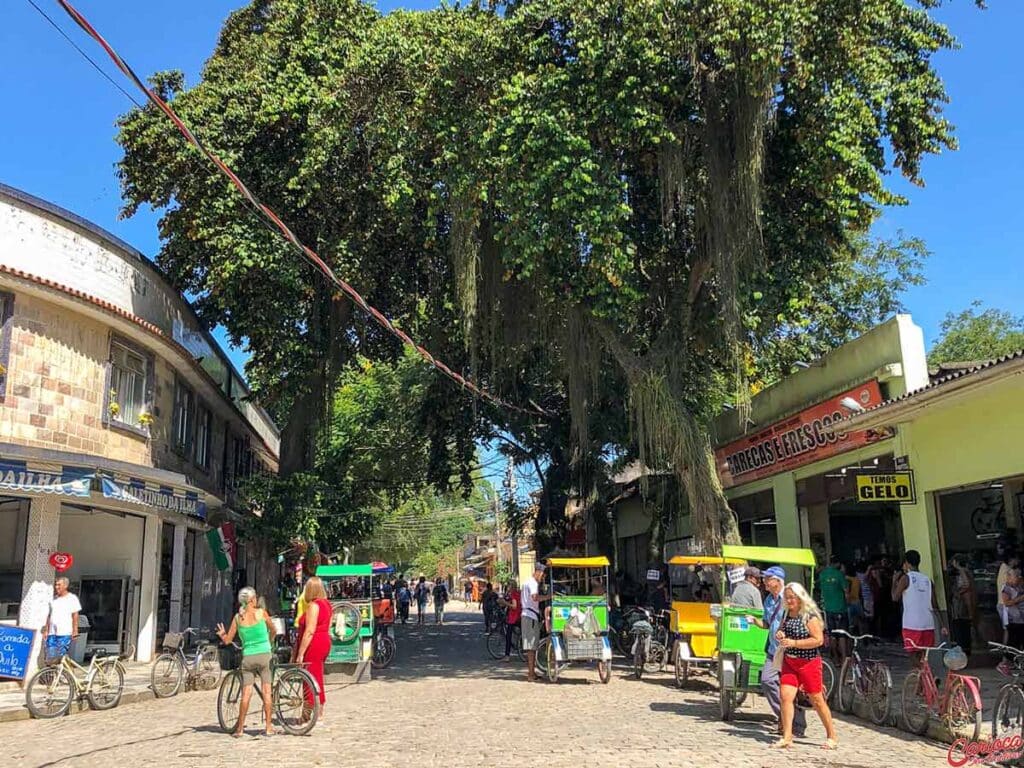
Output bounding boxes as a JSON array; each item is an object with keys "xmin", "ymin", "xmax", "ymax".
[{"xmin": 293, "ymin": 576, "xmax": 332, "ymax": 718}]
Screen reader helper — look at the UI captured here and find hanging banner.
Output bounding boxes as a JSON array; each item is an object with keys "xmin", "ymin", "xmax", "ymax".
[
  {"xmin": 0, "ymin": 461, "xmax": 92, "ymax": 497},
  {"xmin": 855, "ymin": 471, "xmax": 917, "ymax": 504},
  {"xmin": 206, "ymin": 523, "xmax": 237, "ymax": 571},
  {"xmin": 715, "ymin": 380, "xmax": 891, "ymax": 489},
  {"xmin": 101, "ymin": 476, "xmax": 206, "ymax": 519}
]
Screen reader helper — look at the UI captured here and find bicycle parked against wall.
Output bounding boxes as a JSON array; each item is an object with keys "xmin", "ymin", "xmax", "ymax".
[
  {"xmin": 901, "ymin": 642, "xmax": 981, "ymax": 741},
  {"xmin": 832, "ymin": 629, "xmax": 892, "ymax": 725},
  {"xmin": 151, "ymin": 627, "xmax": 220, "ymax": 698},
  {"xmin": 217, "ymin": 643, "xmax": 320, "ymax": 736},
  {"xmin": 26, "ymin": 647, "xmax": 127, "ymax": 719},
  {"xmin": 989, "ymin": 642, "xmax": 1024, "ymax": 741}
]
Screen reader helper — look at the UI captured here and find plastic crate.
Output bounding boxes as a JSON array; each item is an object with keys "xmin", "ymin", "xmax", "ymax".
[{"xmin": 564, "ymin": 636, "xmax": 605, "ymax": 660}]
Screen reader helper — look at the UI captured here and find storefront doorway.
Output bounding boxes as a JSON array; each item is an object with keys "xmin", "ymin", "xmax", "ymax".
[
  {"xmin": 0, "ymin": 497, "xmax": 29, "ymax": 622},
  {"xmin": 731, "ymin": 490, "xmax": 777, "ymax": 547}
]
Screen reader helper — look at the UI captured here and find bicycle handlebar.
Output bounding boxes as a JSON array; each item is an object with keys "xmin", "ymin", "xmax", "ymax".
[
  {"xmin": 904, "ymin": 640, "xmax": 952, "ymax": 653},
  {"xmin": 989, "ymin": 641, "xmax": 1024, "ymax": 656},
  {"xmin": 830, "ymin": 629, "xmax": 880, "ymax": 643}
]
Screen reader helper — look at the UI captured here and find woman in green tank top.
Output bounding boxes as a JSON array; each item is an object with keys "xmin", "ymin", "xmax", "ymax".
[{"xmin": 216, "ymin": 586, "xmax": 278, "ymax": 736}]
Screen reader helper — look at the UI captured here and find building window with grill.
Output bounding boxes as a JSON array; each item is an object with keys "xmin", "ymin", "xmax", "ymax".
[
  {"xmin": 194, "ymin": 403, "xmax": 212, "ymax": 470},
  {"xmin": 173, "ymin": 378, "xmax": 195, "ymax": 454},
  {"xmin": 107, "ymin": 338, "xmax": 152, "ymax": 433}
]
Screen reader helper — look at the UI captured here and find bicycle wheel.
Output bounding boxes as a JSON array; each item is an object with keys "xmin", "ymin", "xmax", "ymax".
[
  {"xmin": 25, "ymin": 665, "xmax": 73, "ymax": 719},
  {"xmin": 373, "ymin": 635, "xmax": 397, "ymax": 669},
  {"xmin": 151, "ymin": 653, "xmax": 184, "ymax": 698},
  {"xmin": 197, "ymin": 647, "xmax": 221, "ymax": 691},
  {"xmin": 993, "ymin": 685, "xmax": 1024, "ymax": 741},
  {"xmin": 901, "ymin": 669, "xmax": 931, "ymax": 735},
  {"xmin": 514, "ymin": 629, "xmax": 525, "ymax": 662},
  {"xmin": 275, "ymin": 667, "xmax": 320, "ymax": 736},
  {"xmin": 645, "ymin": 641, "xmax": 667, "ymax": 674},
  {"xmin": 866, "ymin": 663, "xmax": 892, "ymax": 726},
  {"xmin": 946, "ymin": 676, "xmax": 982, "ymax": 742},
  {"xmin": 87, "ymin": 659, "xmax": 124, "ymax": 710},
  {"xmin": 486, "ymin": 630, "xmax": 507, "ymax": 660},
  {"xmin": 674, "ymin": 657, "xmax": 689, "ymax": 688},
  {"xmin": 545, "ymin": 639, "xmax": 560, "ymax": 683},
  {"xmin": 836, "ymin": 657, "xmax": 856, "ymax": 714},
  {"xmin": 217, "ymin": 670, "xmax": 244, "ymax": 734},
  {"xmin": 633, "ymin": 644, "xmax": 645, "ymax": 680},
  {"xmin": 597, "ymin": 660, "xmax": 611, "ymax": 684},
  {"xmin": 821, "ymin": 657, "xmax": 837, "ymax": 703}
]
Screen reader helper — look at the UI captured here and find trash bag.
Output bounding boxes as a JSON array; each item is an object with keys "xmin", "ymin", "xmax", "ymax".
[{"xmin": 943, "ymin": 645, "xmax": 968, "ymax": 671}]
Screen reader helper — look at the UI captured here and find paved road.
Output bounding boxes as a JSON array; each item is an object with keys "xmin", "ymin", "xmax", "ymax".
[{"xmin": 0, "ymin": 606, "xmax": 956, "ymax": 768}]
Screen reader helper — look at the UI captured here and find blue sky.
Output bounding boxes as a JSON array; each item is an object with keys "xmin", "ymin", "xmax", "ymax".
[{"xmin": 2, "ymin": 1, "xmax": 1021, "ymax": 490}]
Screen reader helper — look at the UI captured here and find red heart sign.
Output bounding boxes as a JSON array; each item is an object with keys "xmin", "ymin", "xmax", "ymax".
[{"xmin": 49, "ymin": 552, "xmax": 73, "ymax": 572}]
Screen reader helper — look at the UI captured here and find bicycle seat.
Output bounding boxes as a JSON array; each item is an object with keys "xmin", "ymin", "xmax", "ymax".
[{"xmin": 92, "ymin": 649, "xmax": 110, "ymax": 658}]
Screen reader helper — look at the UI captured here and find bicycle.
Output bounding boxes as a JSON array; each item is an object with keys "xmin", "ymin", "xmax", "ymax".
[
  {"xmin": 989, "ymin": 642, "xmax": 1024, "ymax": 741},
  {"xmin": 832, "ymin": 629, "xmax": 892, "ymax": 724},
  {"xmin": 630, "ymin": 618, "xmax": 667, "ymax": 680},
  {"xmin": 217, "ymin": 644, "xmax": 320, "ymax": 736},
  {"xmin": 151, "ymin": 627, "xmax": 220, "ymax": 698},
  {"xmin": 487, "ymin": 623, "xmax": 525, "ymax": 662},
  {"xmin": 372, "ymin": 625, "xmax": 397, "ymax": 669},
  {"xmin": 26, "ymin": 648, "xmax": 127, "ymax": 718},
  {"xmin": 901, "ymin": 642, "xmax": 982, "ymax": 741}
]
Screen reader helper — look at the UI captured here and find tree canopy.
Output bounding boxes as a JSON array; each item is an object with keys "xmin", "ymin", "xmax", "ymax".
[{"xmin": 929, "ymin": 301, "xmax": 1024, "ymax": 365}]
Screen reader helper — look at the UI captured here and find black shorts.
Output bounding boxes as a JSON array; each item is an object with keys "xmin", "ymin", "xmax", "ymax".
[{"xmin": 826, "ymin": 612, "xmax": 849, "ymax": 633}]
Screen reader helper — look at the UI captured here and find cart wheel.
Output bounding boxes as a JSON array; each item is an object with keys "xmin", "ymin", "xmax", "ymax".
[
  {"xmin": 720, "ymin": 683, "xmax": 735, "ymax": 721},
  {"xmin": 674, "ymin": 658, "xmax": 689, "ymax": 688},
  {"xmin": 597, "ymin": 660, "xmax": 611, "ymax": 684},
  {"xmin": 546, "ymin": 641, "xmax": 559, "ymax": 683}
]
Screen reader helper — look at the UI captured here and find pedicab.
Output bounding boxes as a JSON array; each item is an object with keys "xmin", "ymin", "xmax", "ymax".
[
  {"xmin": 667, "ymin": 554, "xmax": 746, "ymax": 688},
  {"xmin": 715, "ymin": 545, "xmax": 821, "ymax": 721},
  {"xmin": 315, "ymin": 564, "xmax": 375, "ymax": 668},
  {"xmin": 542, "ymin": 556, "xmax": 613, "ymax": 684}
]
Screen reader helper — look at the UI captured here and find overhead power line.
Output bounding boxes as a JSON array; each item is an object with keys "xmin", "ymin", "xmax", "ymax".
[{"xmin": 55, "ymin": 0, "xmax": 548, "ymax": 420}]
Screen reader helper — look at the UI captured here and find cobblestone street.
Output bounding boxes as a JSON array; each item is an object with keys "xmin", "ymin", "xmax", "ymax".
[{"xmin": 0, "ymin": 607, "xmax": 956, "ymax": 768}]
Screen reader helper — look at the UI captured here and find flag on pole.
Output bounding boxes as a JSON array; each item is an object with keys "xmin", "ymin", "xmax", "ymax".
[{"xmin": 206, "ymin": 523, "xmax": 237, "ymax": 571}]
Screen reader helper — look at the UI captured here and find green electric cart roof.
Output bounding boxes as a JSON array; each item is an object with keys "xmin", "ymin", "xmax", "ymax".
[{"xmin": 316, "ymin": 564, "xmax": 374, "ymax": 577}]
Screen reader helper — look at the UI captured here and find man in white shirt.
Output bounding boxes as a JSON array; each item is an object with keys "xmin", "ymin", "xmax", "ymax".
[
  {"xmin": 43, "ymin": 577, "xmax": 82, "ymax": 662},
  {"xmin": 892, "ymin": 549, "xmax": 945, "ymax": 662},
  {"xmin": 521, "ymin": 563, "xmax": 551, "ymax": 682}
]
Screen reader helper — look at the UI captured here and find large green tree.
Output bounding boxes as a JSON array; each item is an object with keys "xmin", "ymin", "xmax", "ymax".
[{"xmin": 929, "ymin": 302, "xmax": 1024, "ymax": 365}]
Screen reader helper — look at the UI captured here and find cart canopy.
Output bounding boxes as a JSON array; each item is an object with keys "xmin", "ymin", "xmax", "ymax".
[
  {"xmin": 317, "ymin": 564, "xmax": 374, "ymax": 577},
  {"xmin": 720, "ymin": 545, "xmax": 816, "ymax": 568},
  {"xmin": 547, "ymin": 556, "xmax": 611, "ymax": 568},
  {"xmin": 667, "ymin": 555, "xmax": 746, "ymax": 567}
]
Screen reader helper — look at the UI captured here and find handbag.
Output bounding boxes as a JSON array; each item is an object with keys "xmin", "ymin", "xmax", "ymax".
[{"xmin": 772, "ymin": 646, "xmax": 785, "ymax": 672}]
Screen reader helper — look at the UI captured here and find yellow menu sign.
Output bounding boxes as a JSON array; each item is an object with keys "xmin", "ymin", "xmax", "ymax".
[{"xmin": 856, "ymin": 471, "xmax": 917, "ymax": 504}]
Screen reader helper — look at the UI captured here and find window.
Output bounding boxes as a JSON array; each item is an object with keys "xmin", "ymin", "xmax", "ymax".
[
  {"xmin": 109, "ymin": 339, "xmax": 149, "ymax": 428},
  {"xmin": 173, "ymin": 378, "xmax": 195, "ymax": 453},
  {"xmin": 194, "ymin": 404, "xmax": 212, "ymax": 469},
  {"xmin": 0, "ymin": 292, "xmax": 13, "ymax": 400}
]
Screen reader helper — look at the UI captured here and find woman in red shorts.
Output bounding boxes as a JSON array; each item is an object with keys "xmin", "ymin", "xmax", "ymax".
[{"xmin": 774, "ymin": 582, "xmax": 837, "ymax": 750}]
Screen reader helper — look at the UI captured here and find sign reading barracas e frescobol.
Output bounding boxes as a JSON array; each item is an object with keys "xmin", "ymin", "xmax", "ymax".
[
  {"xmin": 0, "ymin": 460, "xmax": 93, "ymax": 496},
  {"xmin": 715, "ymin": 380, "xmax": 891, "ymax": 489},
  {"xmin": 101, "ymin": 476, "xmax": 206, "ymax": 520}
]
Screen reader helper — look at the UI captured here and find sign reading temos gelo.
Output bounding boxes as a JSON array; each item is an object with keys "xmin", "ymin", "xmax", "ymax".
[
  {"xmin": 715, "ymin": 380, "xmax": 889, "ymax": 488},
  {"xmin": 856, "ymin": 471, "xmax": 917, "ymax": 505}
]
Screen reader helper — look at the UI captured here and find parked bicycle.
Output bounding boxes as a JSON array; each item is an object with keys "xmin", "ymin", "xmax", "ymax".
[
  {"xmin": 989, "ymin": 641, "xmax": 1024, "ymax": 741},
  {"xmin": 901, "ymin": 642, "xmax": 981, "ymax": 741},
  {"xmin": 151, "ymin": 627, "xmax": 220, "ymax": 698},
  {"xmin": 372, "ymin": 625, "xmax": 397, "ymax": 669},
  {"xmin": 831, "ymin": 629, "xmax": 892, "ymax": 724},
  {"xmin": 630, "ymin": 617, "xmax": 667, "ymax": 680},
  {"xmin": 487, "ymin": 623, "xmax": 524, "ymax": 662},
  {"xmin": 217, "ymin": 643, "xmax": 320, "ymax": 736},
  {"xmin": 26, "ymin": 648, "xmax": 127, "ymax": 719}
]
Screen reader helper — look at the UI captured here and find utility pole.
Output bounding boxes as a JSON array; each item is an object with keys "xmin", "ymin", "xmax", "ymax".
[{"xmin": 503, "ymin": 456, "xmax": 518, "ymax": 582}]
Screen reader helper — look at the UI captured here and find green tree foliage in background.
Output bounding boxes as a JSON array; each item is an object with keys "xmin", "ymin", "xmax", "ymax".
[{"xmin": 928, "ymin": 301, "xmax": 1024, "ymax": 365}]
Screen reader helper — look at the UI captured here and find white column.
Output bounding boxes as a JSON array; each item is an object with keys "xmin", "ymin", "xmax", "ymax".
[
  {"xmin": 168, "ymin": 524, "xmax": 186, "ymax": 633},
  {"xmin": 17, "ymin": 496, "xmax": 61, "ymax": 685},
  {"xmin": 136, "ymin": 515, "xmax": 161, "ymax": 662}
]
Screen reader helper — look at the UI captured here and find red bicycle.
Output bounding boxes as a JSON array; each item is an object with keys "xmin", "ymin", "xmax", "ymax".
[{"xmin": 901, "ymin": 641, "xmax": 982, "ymax": 741}]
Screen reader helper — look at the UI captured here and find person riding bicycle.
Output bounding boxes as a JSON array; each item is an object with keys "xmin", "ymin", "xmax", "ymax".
[{"xmin": 216, "ymin": 586, "xmax": 278, "ymax": 737}]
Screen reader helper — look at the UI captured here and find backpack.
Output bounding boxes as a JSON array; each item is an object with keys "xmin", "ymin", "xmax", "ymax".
[{"xmin": 398, "ymin": 586, "xmax": 410, "ymax": 604}]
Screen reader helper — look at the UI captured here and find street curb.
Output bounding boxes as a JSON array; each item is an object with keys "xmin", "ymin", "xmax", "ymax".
[{"xmin": 0, "ymin": 687, "xmax": 156, "ymax": 724}]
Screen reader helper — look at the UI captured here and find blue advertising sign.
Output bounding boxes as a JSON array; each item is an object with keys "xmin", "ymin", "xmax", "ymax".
[
  {"xmin": 101, "ymin": 477, "xmax": 206, "ymax": 520},
  {"xmin": 0, "ymin": 461, "xmax": 92, "ymax": 497},
  {"xmin": 0, "ymin": 625, "xmax": 37, "ymax": 680}
]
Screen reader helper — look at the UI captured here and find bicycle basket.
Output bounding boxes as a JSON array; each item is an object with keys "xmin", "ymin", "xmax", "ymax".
[
  {"xmin": 218, "ymin": 644, "xmax": 241, "ymax": 671},
  {"xmin": 161, "ymin": 632, "xmax": 184, "ymax": 651},
  {"xmin": 943, "ymin": 646, "xmax": 968, "ymax": 671}
]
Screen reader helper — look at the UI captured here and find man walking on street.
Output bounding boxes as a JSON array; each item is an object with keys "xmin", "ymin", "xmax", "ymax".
[
  {"xmin": 751, "ymin": 566, "xmax": 806, "ymax": 738},
  {"xmin": 893, "ymin": 549, "xmax": 946, "ymax": 662},
  {"xmin": 415, "ymin": 576, "xmax": 429, "ymax": 626},
  {"xmin": 433, "ymin": 578, "xmax": 449, "ymax": 625},
  {"xmin": 820, "ymin": 556, "xmax": 850, "ymax": 662},
  {"xmin": 521, "ymin": 563, "xmax": 551, "ymax": 682},
  {"xmin": 44, "ymin": 577, "xmax": 81, "ymax": 662}
]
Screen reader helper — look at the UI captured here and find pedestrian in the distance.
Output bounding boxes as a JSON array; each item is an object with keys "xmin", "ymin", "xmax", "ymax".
[
  {"xmin": 43, "ymin": 577, "xmax": 81, "ymax": 662},
  {"xmin": 397, "ymin": 581, "xmax": 411, "ymax": 624},
  {"xmin": 482, "ymin": 582, "xmax": 498, "ymax": 634},
  {"xmin": 415, "ymin": 576, "xmax": 429, "ymax": 626},
  {"xmin": 999, "ymin": 568, "xmax": 1024, "ymax": 675},
  {"xmin": 502, "ymin": 581, "xmax": 521, "ymax": 662},
  {"xmin": 433, "ymin": 578, "xmax": 449, "ymax": 625},
  {"xmin": 892, "ymin": 549, "xmax": 946, "ymax": 663},
  {"xmin": 773, "ymin": 583, "xmax": 837, "ymax": 751},
  {"xmin": 292, "ymin": 576, "xmax": 331, "ymax": 720}
]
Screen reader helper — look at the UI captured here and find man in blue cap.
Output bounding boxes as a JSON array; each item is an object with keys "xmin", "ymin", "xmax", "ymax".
[{"xmin": 752, "ymin": 566, "xmax": 806, "ymax": 738}]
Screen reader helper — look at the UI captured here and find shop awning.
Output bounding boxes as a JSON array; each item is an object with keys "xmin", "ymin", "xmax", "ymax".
[
  {"xmin": 101, "ymin": 476, "xmax": 206, "ymax": 520},
  {"xmin": 317, "ymin": 564, "xmax": 374, "ymax": 577},
  {"xmin": 0, "ymin": 460, "xmax": 92, "ymax": 497},
  {"xmin": 721, "ymin": 545, "xmax": 816, "ymax": 567}
]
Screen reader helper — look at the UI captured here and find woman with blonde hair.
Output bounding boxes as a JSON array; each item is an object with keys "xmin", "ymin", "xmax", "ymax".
[
  {"xmin": 292, "ymin": 576, "xmax": 332, "ymax": 718},
  {"xmin": 774, "ymin": 582, "xmax": 837, "ymax": 750},
  {"xmin": 216, "ymin": 587, "xmax": 277, "ymax": 737}
]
